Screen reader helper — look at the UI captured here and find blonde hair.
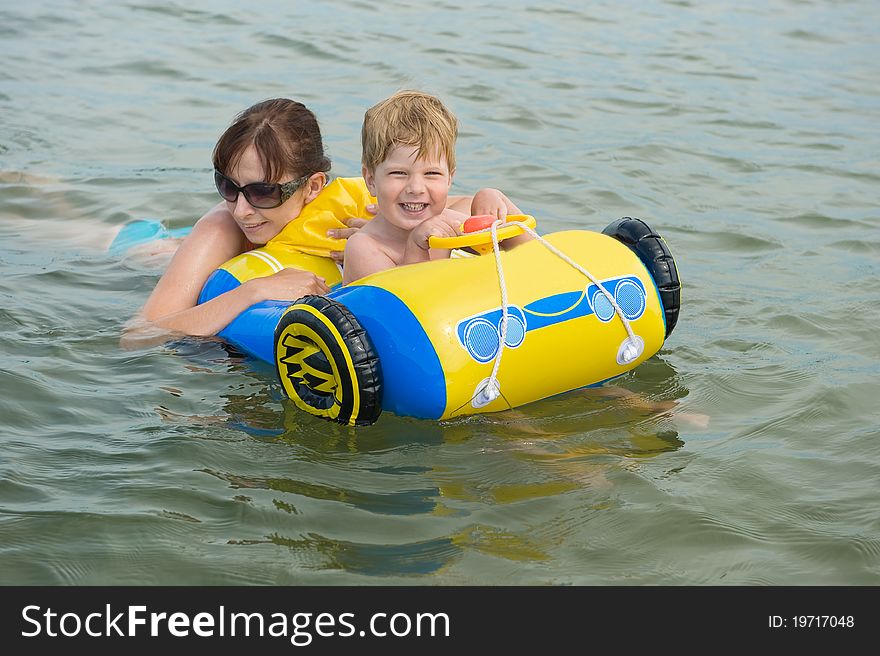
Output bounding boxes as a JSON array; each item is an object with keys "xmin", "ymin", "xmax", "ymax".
[{"xmin": 361, "ymin": 90, "xmax": 458, "ymax": 172}]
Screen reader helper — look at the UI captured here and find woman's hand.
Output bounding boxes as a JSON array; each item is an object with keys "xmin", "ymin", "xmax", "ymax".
[
  {"xmin": 328, "ymin": 204, "xmax": 377, "ymax": 263},
  {"xmin": 246, "ymin": 267, "xmax": 330, "ymax": 302}
]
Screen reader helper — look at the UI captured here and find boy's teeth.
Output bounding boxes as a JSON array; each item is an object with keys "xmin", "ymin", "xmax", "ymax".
[{"xmin": 402, "ymin": 203, "xmax": 427, "ymax": 211}]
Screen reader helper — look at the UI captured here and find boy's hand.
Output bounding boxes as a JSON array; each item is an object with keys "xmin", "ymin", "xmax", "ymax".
[
  {"xmin": 402, "ymin": 214, "xmax": 461, "ymax": 266},
  {"xmin": 409, "ymin": 215, "xmax": 460, "ymax": 251},
  {"xmin": 471, "ymin": 188, "xmax": 518, "ymax": 221}
]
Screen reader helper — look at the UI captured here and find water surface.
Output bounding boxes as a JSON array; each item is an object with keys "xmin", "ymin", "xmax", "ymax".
[{"xmin": 1, "ymin": 0, "xmax": 878, "ymax": 585}]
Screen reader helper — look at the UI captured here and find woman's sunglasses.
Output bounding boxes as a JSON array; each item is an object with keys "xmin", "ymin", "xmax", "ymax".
[{"xmin": 214, "ymin": 169, "xmax": 310, "ymax": 209}]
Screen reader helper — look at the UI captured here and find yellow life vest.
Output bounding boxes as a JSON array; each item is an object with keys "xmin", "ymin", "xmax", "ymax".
[{"xmin": 267, "ymin": 176, "xmax": 376, "ymax": 257}]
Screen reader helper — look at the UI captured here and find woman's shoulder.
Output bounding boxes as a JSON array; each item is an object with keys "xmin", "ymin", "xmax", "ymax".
[
  {"xmin": 191, "ymin": 203, "xmax": 252, "ymax": 251},
  {"xmin": 195, "ymin": 202, "xmax": 236, "ymax": 231}
]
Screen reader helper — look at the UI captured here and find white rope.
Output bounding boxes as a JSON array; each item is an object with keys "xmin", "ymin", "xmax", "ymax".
[
  {"xmin": 472, "ymin": 220, "xmax": 508, "ymax": 405},
  {"xmin": 471, "ymin": 218, "xmax": 643, "ymax": 408}
]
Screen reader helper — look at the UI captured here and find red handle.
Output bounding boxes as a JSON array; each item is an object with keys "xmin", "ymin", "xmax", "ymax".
[{"xmin": 462, "ymin": 214, "xmax": 498, "ymax": 233}]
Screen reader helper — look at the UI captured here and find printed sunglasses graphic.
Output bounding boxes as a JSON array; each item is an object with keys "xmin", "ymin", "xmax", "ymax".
[{"xmin": 456, "ymin": 275, "xmax": 647, "ymax": 363}]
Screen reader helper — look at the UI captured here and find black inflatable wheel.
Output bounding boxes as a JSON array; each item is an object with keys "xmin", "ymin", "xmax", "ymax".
[
  {"xmin": 602, "ymin": 217, "xmax": 680, "ymax": 338},
  {"xmin": 274, "ymin": 295, "xmax": 382, "ymax": 426}
]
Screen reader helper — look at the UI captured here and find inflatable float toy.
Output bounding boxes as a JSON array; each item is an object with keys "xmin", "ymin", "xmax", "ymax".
[{"xmin": 195, "ymin": 177, "xmax": 681, "ymax": 426}]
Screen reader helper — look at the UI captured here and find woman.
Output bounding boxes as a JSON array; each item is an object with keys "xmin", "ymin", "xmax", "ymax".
[{"xmin": 125, "ymin": 98, "xmax": 495, "ymax": 342}]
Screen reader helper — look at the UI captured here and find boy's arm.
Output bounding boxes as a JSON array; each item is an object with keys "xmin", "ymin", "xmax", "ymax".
[
  {"xmin": 341, "ymin": 232, "xmax": 398, "ymax": 285},
  {"xmin": 446, "ymin": 195, "xmax": 473, "ymax": 214}
]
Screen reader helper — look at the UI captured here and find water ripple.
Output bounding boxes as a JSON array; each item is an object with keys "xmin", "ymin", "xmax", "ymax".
[
  {"xmin": 201, "ymin": 468, "xmax": 439, "ymax": 516},
  {"xmin": 258, "ymin": 34, "xmax": 353, "ymax": 63},
  {"xmin": 242, "ymin": 532, "xmax": 463, "ymax": 577}
]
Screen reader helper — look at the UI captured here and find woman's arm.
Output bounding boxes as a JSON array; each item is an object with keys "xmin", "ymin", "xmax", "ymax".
[
  {"xmin": 130, "ymin": 267, "xmax": 329, "ymax": 338},
  {"xmin": 125, "ymin": 204, "xmax": 328, "ymax": 342},
  {"xmin": 136, "ymin": 204, "xmax": 249, "ymax": 331}
]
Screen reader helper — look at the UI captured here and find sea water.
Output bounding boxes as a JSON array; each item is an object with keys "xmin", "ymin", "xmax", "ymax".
[{"xmin": 1, "ymin": 0, "xmax": 878, "ymax": 584}]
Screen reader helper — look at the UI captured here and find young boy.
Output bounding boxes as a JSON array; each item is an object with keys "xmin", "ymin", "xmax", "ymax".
[{"xmin": 342, "ymin": 90, "xmax": 526, "ymax": 285}]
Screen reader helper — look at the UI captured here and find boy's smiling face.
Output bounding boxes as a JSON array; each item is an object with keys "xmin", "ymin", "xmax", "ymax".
[{"xmin": 363, "ymin": 144, "xmax": 454, "ymax": 232}]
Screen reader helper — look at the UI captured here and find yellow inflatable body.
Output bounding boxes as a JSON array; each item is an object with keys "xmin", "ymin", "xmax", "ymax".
[{"xmin": 198, "ymin": 177, "xmax": 681, "ymax": 425}]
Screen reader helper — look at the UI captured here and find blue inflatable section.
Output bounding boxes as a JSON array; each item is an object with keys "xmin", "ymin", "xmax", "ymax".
[
  {"xmin": 522, "ymin": 275, "xmax": 646, "ymax": 330},
  {"xmin": 198, "ymin": 269, "xmax": 289, "ymax": 363},
  {"xmin": 222, "ymin": 301, "xmax": 291, "ymax": 363},
  {"xmin": 198, "ymin": 268, "xmax": 239, "ymax": 303},
  {"xmin": 197, "ymin": 267, "xmax": 447, "ymax": 418},
  {"xmin": 330, "ymin": 285, "xmax": 447, "ymax": 420}
]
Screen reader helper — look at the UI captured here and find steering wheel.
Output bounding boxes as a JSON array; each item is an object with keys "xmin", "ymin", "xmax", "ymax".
[{"xmin": 428, "ymin": 214, "xmax": 536, "ymax": 253}]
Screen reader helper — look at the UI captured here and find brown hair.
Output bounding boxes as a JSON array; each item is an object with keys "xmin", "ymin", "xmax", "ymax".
[
  {"xmin": 212, "ymin": 98, "xmax": 331, "ymax": 183},
  {"xmin": 361, "ymin": 90, "xmax": 458, "ymax": 172}
]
